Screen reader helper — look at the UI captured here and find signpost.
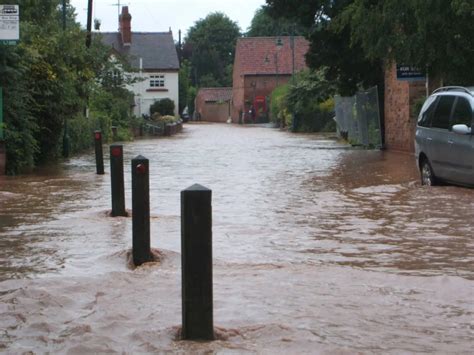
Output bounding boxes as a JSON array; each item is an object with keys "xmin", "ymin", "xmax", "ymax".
[
  {"xmin": 396, "ymin": 65, "xmax": 425, "ymax": 81},
  {"xmin": 0, "ymin": 5, "xmax": 19, "ymax": 45}
]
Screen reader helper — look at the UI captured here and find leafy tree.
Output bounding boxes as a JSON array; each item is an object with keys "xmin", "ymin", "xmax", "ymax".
[
  {"xmin": 246, "ymin": 5, "xmax": 306, "ymax": 37},
  {"xmin": 266, "ymin": 0, "xmax": 380, "ymax": 96},
  {"xmin": 338, "ymin": 0, "xmax": 474, "ymax": 84},
  {"xmin": 150, "ymin": 98, "xmax": 175, "ymax": 116},
  {"xmin": 184, "ymin": 12, "xmax": 241, "ymax": 87},
  {"xmin": 267, "ymin": 0, "xmax": 474, "ymax": 89},
  {"xmin": 0, "ymin": 0, "xmax": 131, "ymax": 173},
  {"xmin": 179, "ymin": 60, "xmax": 192, "ymax": 114}
]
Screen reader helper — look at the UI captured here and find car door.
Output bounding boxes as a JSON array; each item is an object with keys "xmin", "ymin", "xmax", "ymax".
[
  {"xmin": 448, "ymin": 96, "xmax": 474, "ymax": 185},
  {"xmin": 428, "ymin": 95, "xmax": 456, "ymax": 179}
]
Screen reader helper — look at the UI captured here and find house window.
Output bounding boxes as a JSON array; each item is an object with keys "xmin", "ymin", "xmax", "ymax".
[
  {"xmin": 112, "ymin": 69, "xmax": 122, "ymax": 85},
  {"xmin": 150, "ymin": 74, "xmax": 165, "ymax": 88}
]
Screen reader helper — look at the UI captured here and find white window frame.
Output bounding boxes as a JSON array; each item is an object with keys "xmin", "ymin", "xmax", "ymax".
[{"xmin": 150, "ymin": 74, "xmax": 165, "ymax": 88}]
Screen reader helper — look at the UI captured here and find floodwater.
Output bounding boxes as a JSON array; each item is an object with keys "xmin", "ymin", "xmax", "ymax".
[{"xmin": 0, "ymin": 123, "xmax": 473, "ymax": 353}]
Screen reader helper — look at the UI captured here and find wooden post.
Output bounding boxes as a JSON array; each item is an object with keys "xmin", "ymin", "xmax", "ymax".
[
  {"xmin": 181, "ymin": 184, "xmax": 214, "ymax": 340},
  {"xmin": 110, "ymin": 144, "xmax": 127, "ymax": 217},
  {"xmin": 132, "ymin": 155, "xmax": 152, "ymax": 266},
  {"xmin": 94, "ymin": 130, "xmax": 104, "ymax": 175}
]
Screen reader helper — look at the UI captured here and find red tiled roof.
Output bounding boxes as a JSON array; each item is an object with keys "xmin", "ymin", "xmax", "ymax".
[
  {"xmin": 235, "ymin": 36, "xmax": 309, "ymax": 75},
  {"xmin": 197, "ymin": 87, "xmax": 233, "ymax": 102}
]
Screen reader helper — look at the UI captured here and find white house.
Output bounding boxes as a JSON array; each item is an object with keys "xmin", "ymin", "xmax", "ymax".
[{"xmin": 100, "ymin": 6, "xmax": 179, "ymax": 117}]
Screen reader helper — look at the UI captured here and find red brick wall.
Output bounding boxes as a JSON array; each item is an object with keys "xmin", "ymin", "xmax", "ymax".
[
  {"xmin": 232, "ymin": 74, "xmax": 291, "ymax": 122},
  {"xmin": 384, "ymin": 63, "xmax": 426, "ymax": 152}
]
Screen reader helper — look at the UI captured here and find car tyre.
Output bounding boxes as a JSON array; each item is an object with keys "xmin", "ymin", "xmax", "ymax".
[{"xmin": 420, "ymin": 159, "xmax": 437, "ymax": 186}]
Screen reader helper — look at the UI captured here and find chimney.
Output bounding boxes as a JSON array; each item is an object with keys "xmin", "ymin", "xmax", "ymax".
[{"xmin": 119, "ymin": 6, "xmax": 132, "ymax": 46}]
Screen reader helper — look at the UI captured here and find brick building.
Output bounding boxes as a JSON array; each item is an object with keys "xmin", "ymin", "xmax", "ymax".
[
  {"xmin": 231, "ymin": 37, "xmax": 309, "ymax": 122},
  {"xmin": 195, "ymin": 87, "xmax": 232, "ymax": 122}
]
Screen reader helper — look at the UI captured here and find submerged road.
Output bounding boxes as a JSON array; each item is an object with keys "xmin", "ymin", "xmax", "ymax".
[{"xmin": 0, "ymin": 123, "xmax": 473, "ymax": 353}]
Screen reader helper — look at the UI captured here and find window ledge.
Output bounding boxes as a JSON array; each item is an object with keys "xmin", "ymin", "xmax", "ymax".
[{"xmin": 147, "ymin": 88, "xmax": 168, "ymax": 92}]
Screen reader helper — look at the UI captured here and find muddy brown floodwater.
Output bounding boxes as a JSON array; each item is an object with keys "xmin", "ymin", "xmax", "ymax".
[{"xmin": 0, "ymin": 123, "xmax": 473, "ymax": 353}]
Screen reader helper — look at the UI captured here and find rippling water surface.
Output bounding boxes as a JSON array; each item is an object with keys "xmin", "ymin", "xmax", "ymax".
[{"xmin": 1, "ymin": 123, "xmax": 473, "ymax": 353}]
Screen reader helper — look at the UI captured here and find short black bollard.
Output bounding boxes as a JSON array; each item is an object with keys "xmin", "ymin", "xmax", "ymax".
[
  {"xmin": 132, "ymin": 155, "xmax": 152, "ymax": 266},
  {"xmin": 110, "ymin": 145, "xmax": 127, "ymax": 217},
  {"xmin": 181, "ymin": 184, "xmax": 214, "ymax": 340},
  {"xmin": 94, "ymin": 130, "xmax": 104, "ymax": 175}
]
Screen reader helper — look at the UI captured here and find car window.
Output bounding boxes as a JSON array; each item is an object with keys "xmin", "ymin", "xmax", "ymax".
[
  {"xmin": 418, "ymin": 96, "xmax": 437, "ymax": 127},
  {"xmin": 451, "ymin": 97, "xmax": 473, "ymax": 127},
  {"xmin": 431, "ymin": 95, "xmax": 455, "ymax": 129}
]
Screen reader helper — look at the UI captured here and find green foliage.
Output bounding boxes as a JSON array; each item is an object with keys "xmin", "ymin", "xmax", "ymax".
[
  {"xmin": 246, "ymin": 5, "xmax": 306, "ymax": 37},
  {"xmin": 184, "ymin": 12, "xmax": 241, "ymax": 87},
  {"xmin": 179, "ymin": 60, "xmax": 191, "ymax": 114},
  {"xmin": 267, "ymin": 0, "xmax": 474, "ymax": 90},
  {"xmin": 269, "ymin": 70, "xmax": 336, "ymax": 132},
  {"xmin": 0, "ymin": 45, "xmax": 38, "ymax": 174},
  {"xmin": 187, "ymin": 86, "xmax": 197, "ymax": 116},
  {"xmin": 150, "ymin": 98, "xmax": 175, "ymax": 116},
  {"xmin": 270, "ymin": 84, "xmax": 289, "ymax": 123},
  {"xmin": 0, "ymin": 0, "xmax": 135, "ymax": 174},
  {"xmin": 339, "ymin": 0, "xmax": 474, "ymax": 83},
  {"xmin": 151, "ymin": 114, "xmax": 180, "ymax": 124}
]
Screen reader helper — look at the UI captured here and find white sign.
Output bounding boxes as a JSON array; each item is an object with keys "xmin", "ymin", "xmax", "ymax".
[{"xmin": 0, "ymin": 5, "xmax": 19, "ymax": 41}]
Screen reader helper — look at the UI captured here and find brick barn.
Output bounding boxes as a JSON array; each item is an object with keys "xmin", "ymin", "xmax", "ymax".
[
  {"xmin": 195, "ymin": 87, "xmax": 232, "ymax": 122},
  {"xmin": 231, "ymin": 36, "xmax": 309, "ymax": 123}
]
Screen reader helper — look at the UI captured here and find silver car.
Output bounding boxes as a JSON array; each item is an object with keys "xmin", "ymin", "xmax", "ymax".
[{"xmin": 415, "ymin": 86, "xmax": 474, "ymax": 186}]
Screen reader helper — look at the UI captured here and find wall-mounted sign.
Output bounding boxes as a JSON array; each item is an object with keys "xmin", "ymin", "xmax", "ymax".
[
  {"xmin": 0, "ymin": 4, "xmax": 19, "ymax": 45},
  {"xmin": 396, "ymin": 65, "xmax": 425, "ymax": 81}
]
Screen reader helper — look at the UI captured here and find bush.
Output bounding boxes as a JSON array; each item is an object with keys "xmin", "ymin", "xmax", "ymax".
[
  {"xmin": 151, "ymin": 113, "xmax": 179, "ymax": 124},
  {"xmin": 270, "ymin": 84, "xmax": 289, "ymax": 123},
  {"xmin": 150, "ymin": 98, "xmax": 175, "ymax": 116}
]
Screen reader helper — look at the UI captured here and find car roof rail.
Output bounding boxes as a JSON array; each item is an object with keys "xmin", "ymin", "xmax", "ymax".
[{"xmin": 432, "ymin": 86, "xmax": 473, "ymax": 95}]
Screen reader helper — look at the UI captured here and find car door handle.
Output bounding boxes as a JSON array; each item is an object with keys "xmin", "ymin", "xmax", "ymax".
[
  {"xmin": 426, "ymin": 137, "xmax": 433, "ymax": 141},
  {"xmin": 448, "ymin": 140, "xmax": 454, "ymax": 144}
]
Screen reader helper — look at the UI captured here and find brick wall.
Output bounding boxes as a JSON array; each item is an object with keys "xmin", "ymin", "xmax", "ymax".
[{"xmin": 384, "ymin": 63, "xmax": 426, "ymax": 152}]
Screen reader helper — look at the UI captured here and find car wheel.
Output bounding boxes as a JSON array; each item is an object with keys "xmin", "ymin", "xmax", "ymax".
[{"xmin": 420, "ymin": 159, "xmax": 437, "ymax": 186}]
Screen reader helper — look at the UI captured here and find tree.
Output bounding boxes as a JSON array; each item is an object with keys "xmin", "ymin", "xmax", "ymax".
[
  {"xmin": 0, "ymin": 0, "xmax": 123, "ymax": 173},
  {"xmin": 266, "ymin": 0, "xmax": 380, "ymax": 96},
  {"xmin": 246, "ymin": 5, "xmax": 306, "ymax": 37},
  {"xmin": 338, "ymin": 0, "xmax": 474, "ymax": 84},
  {"xmin": 150, "ymin": 99, "xmax": 175, "ymax": 116},
  {"xmin": 267, "ymin": 0, "xmax": 474, "ymax": 88},
  {"xmin": 184, "ymin": 12, "xmax": 241, "ymax": 87}
]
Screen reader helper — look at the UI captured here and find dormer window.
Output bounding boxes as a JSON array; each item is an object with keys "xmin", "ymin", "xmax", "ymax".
[{"xmin": 150, "ymin": 74, "xmax": 165, "ymax": 88}]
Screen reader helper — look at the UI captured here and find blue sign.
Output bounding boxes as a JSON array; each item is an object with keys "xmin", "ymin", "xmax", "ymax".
[{"xmin": 396, "ymin": 65, "xmax": 425, "ymax": 81}]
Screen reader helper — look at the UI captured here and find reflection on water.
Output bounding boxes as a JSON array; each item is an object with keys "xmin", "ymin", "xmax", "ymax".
[{"xmin": 0, "ymin": 123, "xmax": 473, "ymax": 353}]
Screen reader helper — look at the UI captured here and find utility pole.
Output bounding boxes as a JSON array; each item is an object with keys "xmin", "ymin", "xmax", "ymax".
[
  {"xmin": 86, "ymin": 0, "xmax": 93, "ymax": 47},
  {"xmin": 62, "ymin": 0, "xmax": 70, "ymax": 157}
]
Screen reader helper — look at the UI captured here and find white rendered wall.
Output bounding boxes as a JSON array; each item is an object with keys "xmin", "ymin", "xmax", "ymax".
[{"xmin": 128, "ymin": 71, "xmax": 179, "ymax": 117}]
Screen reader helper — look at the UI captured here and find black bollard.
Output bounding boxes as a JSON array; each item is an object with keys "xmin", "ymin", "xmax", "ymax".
[
  {"xmin": 181, "ymin": 184, "xmax": 214, "ymax": 340},
  {"xmin": 94, "ymin": 130, "xmax": 104, "ymax": 175},
  {"xmin": 132, "ymin": 155, "xmax": 152, "ymax": 266},
  {"xmin": 110, "ymin": 145, "xmax": 127, "ymax": 217}
]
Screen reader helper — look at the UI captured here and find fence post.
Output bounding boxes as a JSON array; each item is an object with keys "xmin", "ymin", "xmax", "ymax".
[
  {"xmin": 181, "ymin": 184, "xmax": 214, "ymax": 340},
  {"xmin": 94, "ymin": 130, "xmax": 104, "ymax": 175},
  {"xmin": 110, "ymin": 144, "xmax": 127, "ymax": 217},
  {"xmin": 132, "ymin": 155, "xmax": 152, "ymax": 266}
]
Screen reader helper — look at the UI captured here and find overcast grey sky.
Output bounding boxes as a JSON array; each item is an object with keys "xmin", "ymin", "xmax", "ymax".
[{"xmin": 70, "ymin": 0, "xmax": 266, "ymax": 40}]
